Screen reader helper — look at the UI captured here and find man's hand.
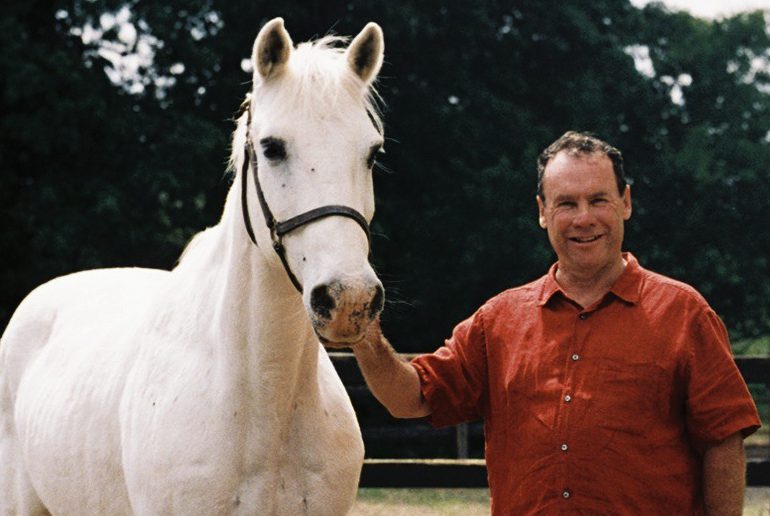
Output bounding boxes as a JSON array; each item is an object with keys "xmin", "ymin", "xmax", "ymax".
[{"xmin": 324, "ymin": 316, "xmax": 430, "ymax": 418}]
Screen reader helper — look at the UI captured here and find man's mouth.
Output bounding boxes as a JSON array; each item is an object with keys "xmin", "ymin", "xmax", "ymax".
[{"xmin": 569, "ymin": 235, "xmax": 602, "ymax": 243}]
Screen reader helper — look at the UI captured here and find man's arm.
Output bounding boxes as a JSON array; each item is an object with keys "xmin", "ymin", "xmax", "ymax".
[
  {"xmin": 347, "ymin": 319, "xmax": 431, "ymax": 419},
  {"xmin": 702, "ymin": 432, "xmax": 745, "ymax": 515}
]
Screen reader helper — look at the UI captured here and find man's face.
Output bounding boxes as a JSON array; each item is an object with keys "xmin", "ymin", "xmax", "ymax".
[{"xmin": 537, "ymin": 150, "xmax": 632, "ymax": 276}]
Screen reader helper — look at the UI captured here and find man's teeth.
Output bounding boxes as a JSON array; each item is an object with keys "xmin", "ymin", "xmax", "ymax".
[{"xmin": 572, "ymin": 235, "xmax": 600, "ymax": 243}]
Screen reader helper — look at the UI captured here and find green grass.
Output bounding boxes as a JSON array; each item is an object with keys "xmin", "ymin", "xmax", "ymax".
[
  {"xmin": 351, "ymin": 488, "xmax": 770, "ymax": 515},
  {"xmin": 351, "ymin": 488, "xmax": 490, "ymax": 515}
]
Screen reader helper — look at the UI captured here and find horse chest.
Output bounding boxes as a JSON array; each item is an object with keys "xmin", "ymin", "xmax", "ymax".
[
  {"xmin": 232, "ymin": 428, "xmax": 359, "ymax": 515},
  {"xmin": 225, "ymin": 383, "xmax": 363, "ymax": 514},
  {"xmin": 119, "ymin": 351, "xmax": 362, "ymax": 515}
]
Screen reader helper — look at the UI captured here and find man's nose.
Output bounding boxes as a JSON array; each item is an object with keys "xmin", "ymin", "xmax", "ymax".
[{"xmin": 572, "ymin": 203, "xmax": 595, "ymax": 226}]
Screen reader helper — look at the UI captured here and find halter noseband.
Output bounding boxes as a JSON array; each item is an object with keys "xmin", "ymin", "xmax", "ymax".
[{"xmin": 239, "ymin": 104, "xmax": 371, "ymax": 293}]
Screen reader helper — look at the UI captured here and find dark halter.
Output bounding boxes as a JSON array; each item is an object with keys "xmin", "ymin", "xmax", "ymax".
[{"xmin": 239, "ymin": 103, "xmax": 372, "ymax": 293}]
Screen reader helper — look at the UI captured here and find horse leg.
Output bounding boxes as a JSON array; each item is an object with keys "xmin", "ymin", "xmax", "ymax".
[
  {"xmin": 0, "ymin": 458, "xmax": 50, "ymax": 515},
  {"xmin": 1, "ymin": 383, "xmax": 49, "ymax": 515}
]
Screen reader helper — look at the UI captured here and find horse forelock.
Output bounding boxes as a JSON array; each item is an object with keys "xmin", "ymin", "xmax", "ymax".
[{"xmin": 257, "ymin": 36, "xmax": 381, "ymax": 125}]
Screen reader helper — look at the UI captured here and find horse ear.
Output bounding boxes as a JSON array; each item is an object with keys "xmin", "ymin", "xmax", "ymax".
[
  {"xmin": 253, "ymin": 17, "xmax": 293, "ymax": 82},
  {"xmin": 346, "ymin": 22, "xmax": 384, "ymax": 85}
]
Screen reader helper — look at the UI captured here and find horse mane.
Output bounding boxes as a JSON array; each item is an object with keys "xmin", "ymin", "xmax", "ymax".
[{"xmin": 227, "ymin": 35, "xmax": 384, "ymax": 178}]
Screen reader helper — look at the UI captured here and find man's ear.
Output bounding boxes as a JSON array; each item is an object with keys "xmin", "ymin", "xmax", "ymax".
[
  {"xmin": 622, "ymin": 185, "xmax": 632, "ymax": 220},
  {"xmin": 537, "ymin": 195, "xmax": 547, "ymax": 229}
]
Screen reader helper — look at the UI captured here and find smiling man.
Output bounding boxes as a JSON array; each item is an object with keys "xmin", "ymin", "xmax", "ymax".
[
  {"xmin": 535, "ymin": 139, "xmax": 631, "ymax": 309},
  {"xmin": 339, "ymin": 131, "xmax": 761, "ymax": 515}
]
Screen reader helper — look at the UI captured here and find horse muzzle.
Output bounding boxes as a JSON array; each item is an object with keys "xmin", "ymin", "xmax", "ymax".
[{"xmin": 308, "ymin": 277, "xmax": 384, "ymax": 343}]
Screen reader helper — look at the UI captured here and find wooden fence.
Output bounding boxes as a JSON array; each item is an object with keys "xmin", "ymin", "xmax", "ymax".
[{"xmin": 329, "ymin": 353, "xmax": 770, "ymax": 487}]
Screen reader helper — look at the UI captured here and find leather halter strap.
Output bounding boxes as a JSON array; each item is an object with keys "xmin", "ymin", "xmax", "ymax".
[{"xmin": 239, "ymin": 111, "xmax": 371, "ymax": 293}]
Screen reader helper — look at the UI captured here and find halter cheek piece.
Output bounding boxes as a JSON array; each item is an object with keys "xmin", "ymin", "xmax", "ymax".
[{"xmin": 239, "ymin": 105, "xmax": 372, "ymax": 293}]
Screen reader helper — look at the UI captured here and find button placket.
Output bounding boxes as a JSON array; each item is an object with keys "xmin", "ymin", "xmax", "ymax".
[{"xmin": 559, "ymin": 312, "xmax": 587, "ymax": 503}]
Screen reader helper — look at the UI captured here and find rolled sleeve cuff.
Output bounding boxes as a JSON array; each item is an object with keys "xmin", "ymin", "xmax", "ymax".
[{"xmin": 410, "ymin": 357, "xmax": 463, "ymax": 429}]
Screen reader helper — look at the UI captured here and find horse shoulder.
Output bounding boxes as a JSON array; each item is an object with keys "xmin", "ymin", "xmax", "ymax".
[
  {"xmin": 1, "ymin": 268, "xmax": 167, "ymax": 390},
  {"xmin": 0, "ymin": 267, "xmax": 170, "ymax": 514}
]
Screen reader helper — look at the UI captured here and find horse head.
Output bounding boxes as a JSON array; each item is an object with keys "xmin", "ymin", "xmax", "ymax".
[{"xmin": 243, "ymin": 18, "xmax": 385, "ymax": 344}]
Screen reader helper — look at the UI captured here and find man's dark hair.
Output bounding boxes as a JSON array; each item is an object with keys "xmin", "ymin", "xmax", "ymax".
[{"xmin": 536, "ymin": 131, "xmax": 626, "ymax": 200}]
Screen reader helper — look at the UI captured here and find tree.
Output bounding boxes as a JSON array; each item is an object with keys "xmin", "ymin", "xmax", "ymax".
[{"xmin": 1, "ymin": 0, "xmax": 768, "ymax": 353}]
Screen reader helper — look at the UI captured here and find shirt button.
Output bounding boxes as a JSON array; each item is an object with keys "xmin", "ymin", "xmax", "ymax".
[
  {"xmin": 571, "ymin": 354, "xmax": 580, "ymax": 361},
  {"xmin": 578, "ymin": 313, "xmax": 587, "ymax": 320},
  {"xmin": 564, "ymin": 394, "xmax": 572, "ymax": 403},
  {"xmin": 562, "ymin": 489, "xmax": 571, "ymax": 499},
  {"xmin": 561, "ymin": 443, "xmax": 569, "ymax": 451}
]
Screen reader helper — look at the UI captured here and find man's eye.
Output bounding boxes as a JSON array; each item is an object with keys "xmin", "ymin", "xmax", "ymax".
[{"xmin": 260, "ymin": 137, "xmax": 287, "ymax": 161}]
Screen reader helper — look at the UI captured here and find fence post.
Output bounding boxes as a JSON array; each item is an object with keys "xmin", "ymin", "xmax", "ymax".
[{"xmin": 456, "ymin": 422, "xmax": 469, "ymax": 459}]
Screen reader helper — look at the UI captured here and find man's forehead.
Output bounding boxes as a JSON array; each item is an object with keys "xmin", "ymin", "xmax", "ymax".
[
  {"xmin": 543, "ymin": 151, "xmax": 613, "ymax": 178},
  {"xmin": 541, "ymin": 151, "xmax": 617, "ymax": 197},
  {"xmin": 549, "ymin": 149, "xmax": 610, "ymax": 167}
]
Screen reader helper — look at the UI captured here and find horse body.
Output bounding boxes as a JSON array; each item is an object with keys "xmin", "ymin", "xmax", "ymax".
[
  {"xmin": 5, "ymin": 268, "xmax": 169, "ymax": 514},
  {"xmin": 1, "ymin": 18, "xmax": 384, "ymax": 515}
]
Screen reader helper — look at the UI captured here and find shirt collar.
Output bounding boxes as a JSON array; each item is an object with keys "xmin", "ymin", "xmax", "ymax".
[
  {"xmin": 538, "ymin": 262, "xmax": 563, "ymax": 306},
  {"xmin": 609, "ymin": 253, "xmax": 642, "ymax": 304},
  {"xmin": 538, "ymin": 252, "xmax": 642, "ymax": 306}
]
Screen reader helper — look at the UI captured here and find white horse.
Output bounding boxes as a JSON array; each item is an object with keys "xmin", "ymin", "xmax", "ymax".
[{"xmin": 0, "ymin": 18, "xmax": 385, "ymax": 515}]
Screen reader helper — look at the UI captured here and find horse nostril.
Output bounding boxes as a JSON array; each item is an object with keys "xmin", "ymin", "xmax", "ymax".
[
  {"xmin": 369, "ymin": 285, "xmax": 385, "ymax": 320},
  {"xmin": 310, "ymin": 284, "xmax": 336, "ymax": 319}
]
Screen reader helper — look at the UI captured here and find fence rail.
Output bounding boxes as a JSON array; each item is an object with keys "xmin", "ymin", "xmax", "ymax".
[{"xmin": 330, "ymin": 353, "xmax": 770, "ymax": 487}]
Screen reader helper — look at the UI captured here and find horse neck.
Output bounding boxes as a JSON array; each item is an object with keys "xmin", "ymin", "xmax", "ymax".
[{"xmin": 171, "ymin": 182, "xmax": 319, "ymax": 409}]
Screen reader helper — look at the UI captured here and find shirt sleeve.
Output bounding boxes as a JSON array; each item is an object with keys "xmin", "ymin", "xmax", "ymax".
[
  {"xmin": 685, "ymin": 307, "xmax": 761, "ymax": 450},
  {"xmin": 410, "ymin": 307, "xmax": 489, "ymax": 428}
]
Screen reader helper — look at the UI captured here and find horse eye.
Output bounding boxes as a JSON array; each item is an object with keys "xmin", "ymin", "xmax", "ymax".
[
  {"xmin": 260, "ymin": 137, "xmax": 286, "ymax": 162},
  {"xmin": 367, "ymin": 145, "xmax": 383, "ymax": 169}
]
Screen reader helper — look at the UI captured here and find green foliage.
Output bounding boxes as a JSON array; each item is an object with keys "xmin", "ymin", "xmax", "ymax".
[
  {"xmin": 734, "ymin": 336, "xmax": 770, "ymax": 356},
  {"xmin": 1, "ymin": 0, "xmax": 769, "ymax": 352}
]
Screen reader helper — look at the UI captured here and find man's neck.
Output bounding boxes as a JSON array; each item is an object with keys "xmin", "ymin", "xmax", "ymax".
[{"xmin": 555, "ymin": 256, "xmax": 628, "ymax": 309}]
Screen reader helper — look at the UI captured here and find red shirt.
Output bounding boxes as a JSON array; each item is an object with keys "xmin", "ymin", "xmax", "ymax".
[{"xmin": 411, "ymin": 254, "xmax": 760, "ymax": 515}]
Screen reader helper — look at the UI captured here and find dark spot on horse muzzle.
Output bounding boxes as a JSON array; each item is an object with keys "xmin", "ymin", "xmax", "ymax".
[
  {"xmin": 310, "ymin": 284, "xmax": 336, "ymax": 319},
  {"xmin": 369, "ymin": 284, "xmax": 384, "ymax": 319}
]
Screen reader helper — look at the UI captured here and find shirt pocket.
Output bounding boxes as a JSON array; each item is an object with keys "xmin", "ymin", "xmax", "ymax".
[{"xmin": 588, "ymin": 359, "xmax": 667, "ymax": 439}]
